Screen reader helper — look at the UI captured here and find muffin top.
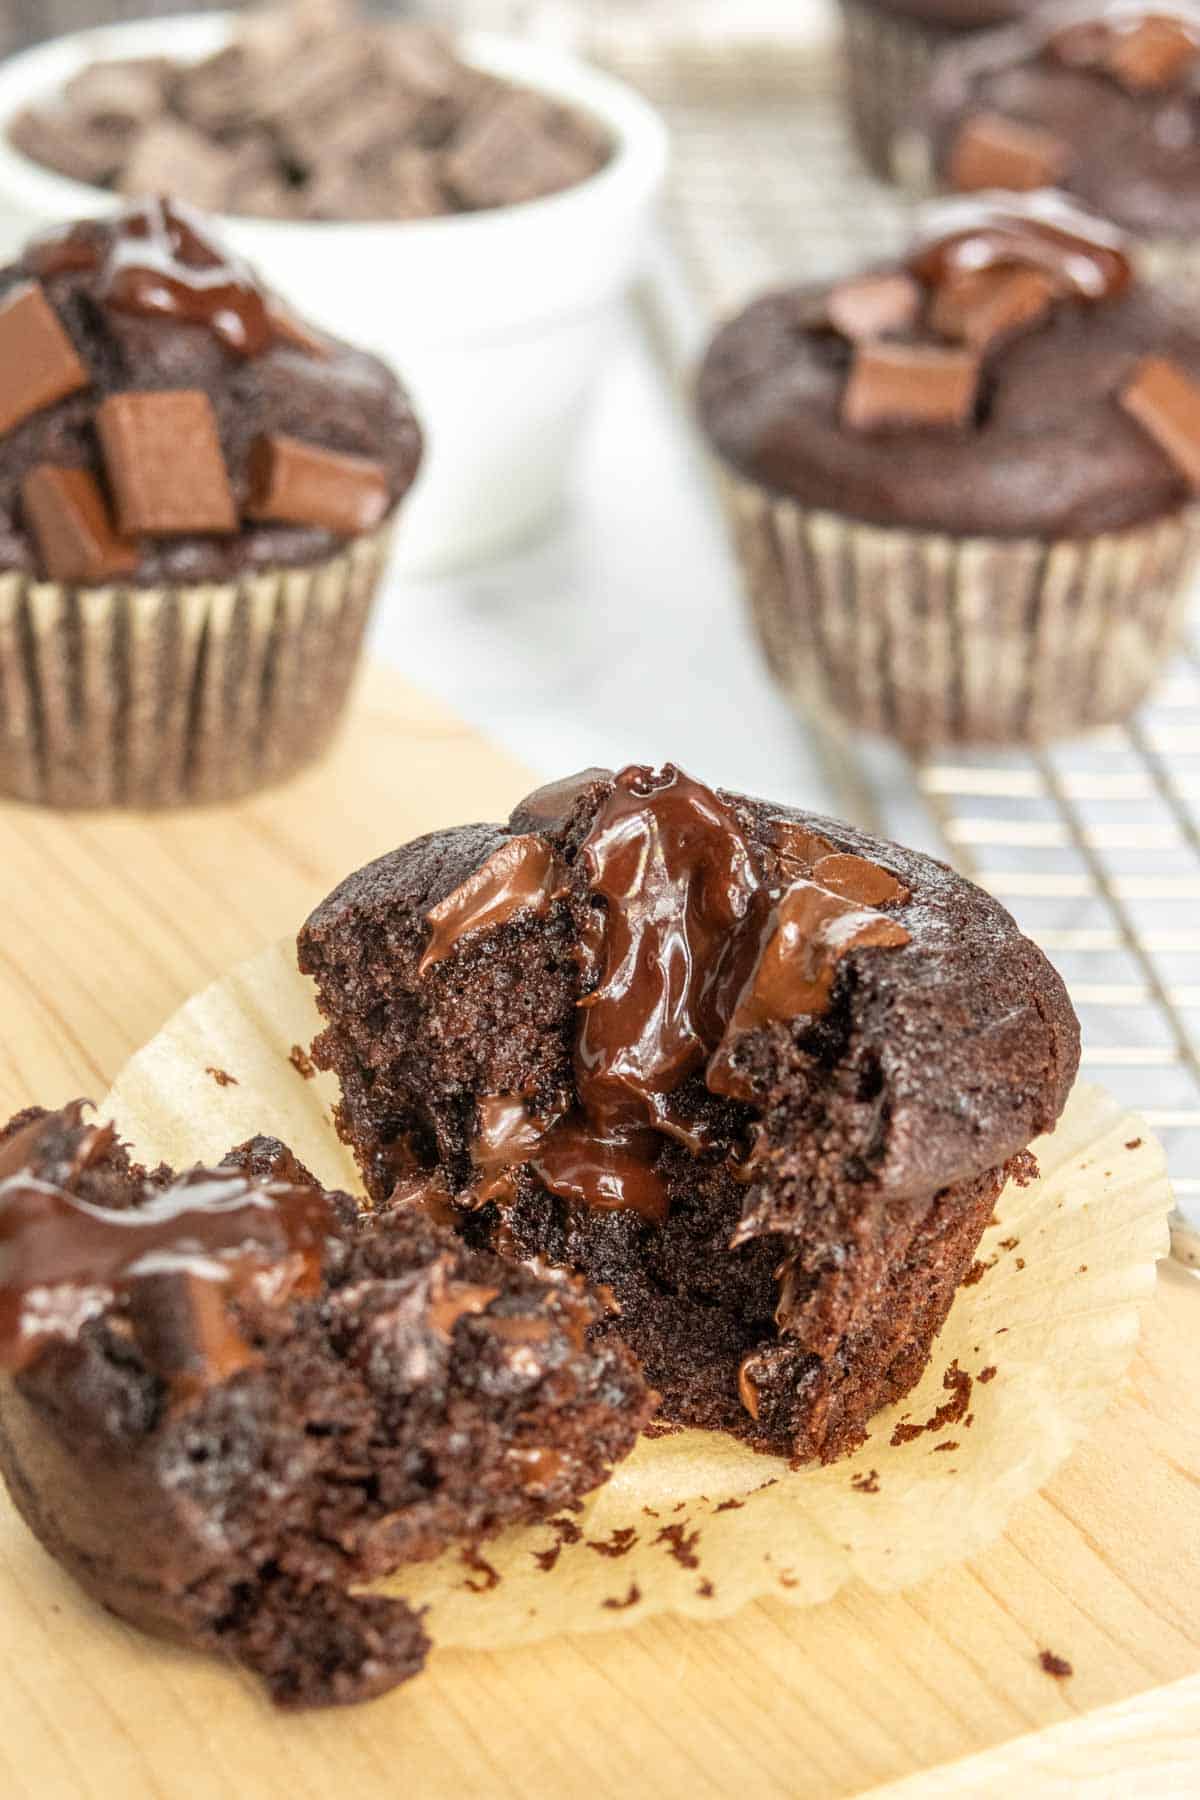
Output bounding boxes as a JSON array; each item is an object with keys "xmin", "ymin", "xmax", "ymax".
[
  {"xmin": 0, "ymin": 196, "xmax": 422, "ymax": 585},
  {"xmin": 922, "ymin": 1, "xmax": 1200, "ymax": 237},
  {"xmin": 697, "ymin": 191, "xmax": 1200, "ymax": 537}
]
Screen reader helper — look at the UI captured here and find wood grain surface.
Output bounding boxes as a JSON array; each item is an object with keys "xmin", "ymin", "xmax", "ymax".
[{"xmin": 0, "ymin": 667, "xmax": 1197, "ymax": 1799}]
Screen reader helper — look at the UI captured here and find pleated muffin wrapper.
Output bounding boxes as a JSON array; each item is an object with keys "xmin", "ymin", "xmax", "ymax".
[
  {"xmin": 838, "ymin": 0, "xmax": 964, "ymax": 182},
  {"xmin": 722, "ymin": 470, "xmax": 1200, "ymax": 746},
  {"xmin": 80, "ymin": 937, "xmax": 1172, "ymax": 1660},
  {"xmin": 0, "ymin": 519, "xmax": 394, "ymax": 809}
]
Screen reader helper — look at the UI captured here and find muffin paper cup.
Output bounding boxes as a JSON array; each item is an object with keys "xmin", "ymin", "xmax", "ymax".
[
  {"xmin": 838, "ymin": 0, "xmax": 959, "ymax": 182},
  {"xmin": 87, "ymin": 937, "xmax": 1171, "ymax": 1653},
  {"xmin": 0, "ymin": 521, "xmax": 393, "ymax": 809},
  {"xmin": 723, "ymin": 472, "xmax": 1200, "ymax": 745}
]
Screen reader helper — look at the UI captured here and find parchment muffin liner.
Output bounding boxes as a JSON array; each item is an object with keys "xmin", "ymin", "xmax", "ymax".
[
  {"xmin": 722, "ymin": 471, "xmax": 1200, "ymax": 745},
  {"xmin": 838, "ymin": 0, "xmax": 960, "ymax": 182},
  {"xmin": 0, "ymin": 520, "xmax": 394, "ymax": 809},
  {"xmin": 82, "ymin": 936, "xmax": 1172, "ymax": 1661}
]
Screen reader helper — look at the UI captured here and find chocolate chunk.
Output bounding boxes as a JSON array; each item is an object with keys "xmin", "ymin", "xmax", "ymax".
[
  {"xmin": 1103, "ymin": 16, "xmax": 1198, "ymax": 91},
  {"xmin": 931, "ymin": 266, "xmax": 1058, "ymax": 351},
  {"xmin": 118, "ymin": 119, "xmax": 239, "ymax": 212},
  {"xmin": 0, "ymin": 283, "xmax": 89, "ymax": 436},
  {"xmin": 443, "ymin": 92, "xmax": 600, "ymax": 210},
  {"xmin": 421, "ymin": 835, "xmax": 566, "ymax": 971},
  {"xmin": 511, "ymin": 767, "xmax": 614, "ymax": 833},
  {"xmin": 948, "ymin": 111, "xmax": 1071, "ymax": 193},
  {"xmin": 1120, "ymin": 354, "xmax": 1200, "ymax": 488},
  {"xmin": 10, "ymin": 106, "xmax": 131, "ymax": 187},
  {"xmin": 97, "ymin": 391, "xmax": 237, "ymax": 536},
  {"xmin": 531, "ymin": 1124, "xmax": 670, "ymax": 1225},
  {"xmin": 842, "ymin": 342, "xmax": 980, "ymax": 432},
  {"xmin": 826, "ymin": 272, "xmax": 922, "ymax": 342},
  {"xmin": 245, "ymin": 433, "xmax": 391, "ymax": 534},
  {"xmin": 811, "ymin": 853, "xmax": 910, "ymax": 907},
  {"xmin": 63, "ymin": 58, "xmax": 169, "ymax": 131},
  {"xmin": 20, "ymin": 465, "xmax": 138, "ymax": 585}
]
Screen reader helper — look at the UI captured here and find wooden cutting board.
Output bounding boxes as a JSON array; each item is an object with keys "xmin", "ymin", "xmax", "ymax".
[{"xmin": 0, "ymin": 667, "xmax": 1197, "ymax": 1800}]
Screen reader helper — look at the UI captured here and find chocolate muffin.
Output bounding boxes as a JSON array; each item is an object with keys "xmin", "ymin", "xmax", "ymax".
[
  {"xmin": 0, "ymin": 195, "xmax": 422, "ymax": 806},
  {"xmin": 299, "ymin": 763, "xmax": 1079, "ymax": 1464},
  {"xmin": 838, "ymin": 0, "xmax": 1043, "ymax": 179},
  {"xmin": 0, "ymin": 1102, "xmax": 650, "ymax": 1707},
  {"xmin": 698, "ymin": 191, "xmax": 1200, "ymax": 743},
  {"xmin": 917, "ymin": 0, "xmax": 1200, "ymax": 273}
]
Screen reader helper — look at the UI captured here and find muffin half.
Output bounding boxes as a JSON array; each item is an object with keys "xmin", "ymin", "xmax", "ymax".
[{"xmin": 299, "ymin": 763, "xmax": 1079, "ymax": 1463}]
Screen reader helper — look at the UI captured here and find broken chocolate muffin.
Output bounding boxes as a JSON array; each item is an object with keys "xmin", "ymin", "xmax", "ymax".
[
  {"xmin": 0, "ymin": 1102, "xmax": 651, "ymax": 1707},
  {"xmin": 300, "ymin": 764, "xmax": 1079, "ymax": 1464}
]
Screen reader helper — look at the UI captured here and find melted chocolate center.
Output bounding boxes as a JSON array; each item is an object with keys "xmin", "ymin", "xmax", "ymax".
[{"xmin": 437, "ymin": 766, "xmax": 912, "ymax": 1225}]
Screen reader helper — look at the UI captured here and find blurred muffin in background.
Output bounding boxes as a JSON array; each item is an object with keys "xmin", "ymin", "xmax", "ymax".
[
  {"xmin": 838, "ymin": 0, "xmax": 1045, "ymax": 179},
  {"xmin": 914, "ymin": 0, "xmax": 1200, "ymax": 284},
  {"xmin": 698, "ymin": 191, "xmax": 1200, "ymax": 745},
  {"xmin": 0, "ymin": 195, "xmax": 422, "ymax": 806}
]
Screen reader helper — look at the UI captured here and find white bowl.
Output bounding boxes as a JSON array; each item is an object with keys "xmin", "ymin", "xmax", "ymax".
[{"xmin": 0, "ymin": 13, "xmax": 669, "ymax": 575}]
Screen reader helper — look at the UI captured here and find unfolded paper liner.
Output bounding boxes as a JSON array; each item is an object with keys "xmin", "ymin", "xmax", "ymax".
[
  {"xmin": 838, "ymin": 0, "xmax": 960, "ymax": 183},
  {"xmin": 98, "ymin": 938, "xmax": 1172, "ymax": 1652},
  {"xmin": 0, "ymin": 521, "xmax": 393, "ymax": 809},
  {"xmin": 722, "ymin": 470, "xmax": 1200, "ymax": 747}
]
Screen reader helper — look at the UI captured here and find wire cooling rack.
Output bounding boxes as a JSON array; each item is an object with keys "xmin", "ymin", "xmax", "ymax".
[{"xmin": 595, "ymin": 36, "xmax": 1200, "ymax": 1264}]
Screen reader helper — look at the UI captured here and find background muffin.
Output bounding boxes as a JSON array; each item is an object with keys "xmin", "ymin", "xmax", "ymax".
[
  {"xmin": 916, "ymin": 0, "xmax": 1200, "ymax": 281},
  {"xmin": 839, "ymin": 0, "xmax": 1043, "ymax": 179},
  {"xmin": 0, "ymin": 195, "xmax": 421, "ymax": 806},
  {"xmin": 698, "ymin": 191, "xmax": 1200, "ymax": 744}
]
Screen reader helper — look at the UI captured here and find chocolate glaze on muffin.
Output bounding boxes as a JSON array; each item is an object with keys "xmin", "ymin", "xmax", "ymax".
[
  {"xmin": 698, "ymin": 191, "xmax": 1200, "ymax": 538},
  {"xmin": 300, "ymin": 764, "xmax": 1078, "ymax": 1463},
  {"xmin": 923, "ymin": 1, "xmax": 1200, "ymax": 238},
  {"xmin": 0, "ymin": 1103, "xmax": 651, "ymax": 1707},
  {"xmin": 0, "ymin": 196, "xmax": 422, "ymax": 585}
]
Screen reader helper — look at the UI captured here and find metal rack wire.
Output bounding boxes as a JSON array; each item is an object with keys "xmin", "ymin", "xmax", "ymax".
[{"xmin": 601, "ymin": 37, "xmax": 1200, "ymax": 1263}]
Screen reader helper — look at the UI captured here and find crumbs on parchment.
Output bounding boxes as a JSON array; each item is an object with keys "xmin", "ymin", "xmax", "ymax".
[
  {"xmin": 288, "ymin": 1043, "xmax": 316, "ymax": 1080},
  {"xmin": 205, "ymin": 1066, "xmax": 237, "ymax": 1087},
  {"xmin": 602, "ymin": 1583, "xmax": 641, "ymax": 1611},
  {"xmin": 891, "ymin": 1362, "xmax": 972, "ymax": 1447},
  {"xmin": 1038, "ymin": 1650, "xmax": 1073, "ymax": 1679}
]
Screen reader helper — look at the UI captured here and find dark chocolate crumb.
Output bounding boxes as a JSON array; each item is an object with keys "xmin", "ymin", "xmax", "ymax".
[
  {"xmin": 851, "ymin": 1468, "xmax": 880, "ymax": 1493},
  {"xmin": 962, "ymin": 1256, "xmax": 997, "ymax": 1287},
  {"xmin": 963, "ymin": 1413, "xmax": 974, "ymax": 1429},
  {"xmin": 587, "ymin": 1527, "xmax": 638, "ymax": 1559},
  {"xmin": 1039, "ymin": 1650, "xmax": 1073, "ymax": 1679},
  {"xmin": 205, "ymin": 1066, "xmax": 237, "ymax": 1087},
  {"xmin": 714, "ymin": 1497, "xmax": 744, "ymax": 1513},
  {"xmin": 1015, "ymin": 1258, "xmax": 1026, "ymax": 1270},
  {"xmin": 891, "ymin": 1362, "xmax": 973, "ymax": 1446},
  {"xmin": 461, "ymin": 1547, "xmax": 500, "ymax": 1593},
  {"xmin": 1125, "ymin": 1138, "xmax": 1143, "ymax": 1150},
  {"xmin": 601, "ymin": 1582, "xmax": 641, "ymax": 1610},
  {"xmin": 978, "ymin": 1364, "xmax": 998, "ymax": 1383},
  {"xmin": 999, "ymin": 1236, "xmax": 1020, "ymax": 1251},
  {"xmin": 933, "ymin": 1440, "xmax": 959, "ymax": 1453},
  {"xmin": 642, "ymin": 1506, "xmax": 660, "ymax": 1518},
  {"xmin": 697, "ymin": 1579, "xmax": 715, "ymax": 1598},
  {"xmin": 655, "ymin": 1523, "xmax": 701, "ymax": 1569},
  {"xmin": 532, "ymin": 1543, "xmax": 561, "ymax": 1573},
  {"xmin": 288, "ymin": 1044, "xmax": 317, "ymax": 1080},
  {"xmin": 1078, "ymin": 1264, "xmax": 1088, "ymax": 1273}
]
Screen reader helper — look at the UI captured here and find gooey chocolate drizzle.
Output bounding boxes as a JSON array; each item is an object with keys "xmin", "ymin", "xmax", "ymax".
[
  {"xmin": 29, "ymin": 197, "xmax": 313, "ymax": 358},
  {"xmin": 0, "ymin": 1104, "xmax": 333, "ymax": 1387},
  {"xmin": 424, "ymin": 765, "xmax": 911, "ymax": 1229},
  {"xmin": 908, "ymin": 192, "xmax": 1133, "ymax": 303}
]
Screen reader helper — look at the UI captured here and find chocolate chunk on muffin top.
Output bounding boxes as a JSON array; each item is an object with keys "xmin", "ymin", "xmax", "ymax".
[
  {"xmin": 299, "ymin": 764, "xmax": 1079, "ymax": 1463},
  {"xmin": 0, "ymin": 196, "xmax": 422, "ymax": 585},
  {"xmin": 0, "ymin": 1102, "xmax": 651, "ymax": 1707},
  {"xmin": 923, "ymin": 1, "xmax": 1200, "ymax": 237},
  {"xmin": 698, "ymin": 191, "xmax": 1200, "ymax": 538}
]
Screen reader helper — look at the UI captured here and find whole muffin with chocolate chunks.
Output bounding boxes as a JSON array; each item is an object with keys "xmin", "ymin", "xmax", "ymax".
[
  {"xmin": 0, "ymin": 195, "xmax": 422, "ymax": 806},
  {"xmin": 838, "ymin": 0, "xmax": 1044, "ymax": 180},
  {"xmin": 918, "ymin": 0, "xmax": 1200, "ymax": 265},
  {"xmin": 299, "ymin": 763, "xmax": 1079, "ymax": 1464},
  {"xmin": 0, "ymin": 1102, "xmax": 650, "ymax": 1708},
  {"xmin": 699, "ymin": 191, "xmax": 1200, "ymax": 743}
]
